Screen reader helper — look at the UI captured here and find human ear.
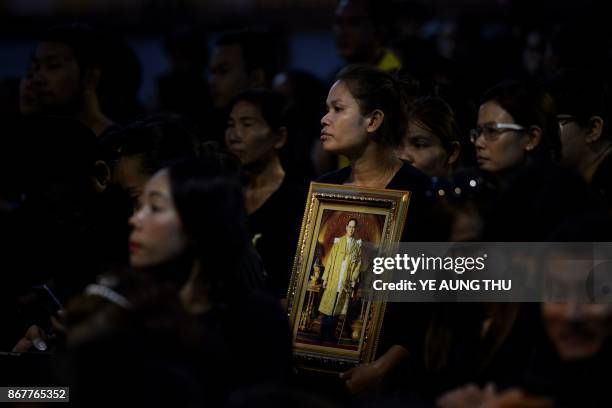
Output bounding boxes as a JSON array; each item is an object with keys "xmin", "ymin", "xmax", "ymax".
[
  {"xmin": 274, "ymin": 126, "xmax": 288, "ymax": 149},
  {"xmin": 91, "ymin": 160, "xmax": 111, "ymax": 193},
  {"xmin": 524, "ymin": 126, "xmax": 542, "ymax": 152},
  {"xmin": 447, "ymin": 141, "xmax": 461, "ymax": 166},
  {"xmin": 366, "ymin": 110, "xmax": 385, "ymax": 133},
  {"xmin": 585, "ymin": 115, "xmax": 604, "ymax": 144}
]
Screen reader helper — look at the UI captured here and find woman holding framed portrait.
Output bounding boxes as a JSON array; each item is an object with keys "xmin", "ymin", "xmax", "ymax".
[{"xmin": 317, "ymin": 64, "xmax": 437, "ymax": 393}]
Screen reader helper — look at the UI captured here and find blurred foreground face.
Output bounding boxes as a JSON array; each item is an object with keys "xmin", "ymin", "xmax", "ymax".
[
  {"xmin": 209, "ymin": 44, "xmax": 249, "ymax": 109},
  {"xmin": 128, "ymin": 170, "xmax": 188, "ymax": 268},
  {"xmin": 543, "ymin": 302, "xmax": 612, "ymax": 361},
  {"xmin": 32, "ymin": 42, "xmax": 82, "ymax": 112},
  {"xmin": 397, "ymin": 120, "xmax": 451, "ymax": 178},
  {"xmin": 543, "ymin": 257, "xmax": 612, "ymax": 361},
  {"xmin": 225, "ymin": 100, "xmax": 282, "ymax": 166}
]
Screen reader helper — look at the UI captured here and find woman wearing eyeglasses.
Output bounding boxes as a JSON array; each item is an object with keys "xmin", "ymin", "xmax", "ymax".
[
  {"xmin": 472, "ymin": 80, "xmax": 560, "ymax": 176},
  {"xmin": 471, "ymin": 80, "xmax": 597, "ymax": 241}
]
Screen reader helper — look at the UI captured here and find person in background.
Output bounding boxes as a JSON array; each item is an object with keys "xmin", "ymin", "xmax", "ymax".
[
  {"xmin": 472, "ymin": 79, "xmax": 596, "ymax": 241},
  {"xmin": 333, "ymin": 0, "xmax": 401, "ymax": 71},
  {"xmin": 156, "ymin": 25, "xmax": 212, "ymax": 128},
  {"xmin": 396, "ymin": 96, "xmax": 461, "ymax": 178},
  {"xmin": 547, "ymin": 69, "xmax": 612, "ymax": 212},
  {"xmin": 29, "ymin": 24, "xmax": 116, "ymax": 137},
  {"xmin": 208, "ymin": 28, "xmax": 282, "ymax": 143},
  {"xmin": 225, "ymin": 89, "xmax": 305, "ymax": 301}
]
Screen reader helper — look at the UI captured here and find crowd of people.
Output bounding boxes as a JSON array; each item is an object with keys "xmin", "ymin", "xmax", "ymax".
[{"xmin": 1, "ymin": 0, "xmax": 612, "ymax": 406}]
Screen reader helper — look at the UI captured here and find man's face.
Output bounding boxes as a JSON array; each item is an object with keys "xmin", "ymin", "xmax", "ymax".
[
  {"xmin": 225, "ymin": 100, "xmax": 283, "ymax": 167},
  {"xmin": 333, "ymin": 0, "xmax": 378, "ymax": 62},
  {"xmin": 346, "ymin": 220, "xmax": 357, "ymax": 237},
  {"xmin": 209, "ymin": 44, "xmax": 250, "ymax": 109},
  {"xmin": 32, "ymin": 42, "xmax": 82, "ymax": 113},
  {"xmin": 558, "ymin": 115, "xmax": 589, "ymax": 169}
]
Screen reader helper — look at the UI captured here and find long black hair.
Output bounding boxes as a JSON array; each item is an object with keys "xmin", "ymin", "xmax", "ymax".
[{"xmin": 167, "ymin": 152, "xmax": 264, "ymax": 304}]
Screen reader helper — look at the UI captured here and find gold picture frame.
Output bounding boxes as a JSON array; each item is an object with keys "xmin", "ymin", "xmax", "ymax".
[{"xmin": 287, "ymin": 182, "xmax": 411, "ymax": 373}]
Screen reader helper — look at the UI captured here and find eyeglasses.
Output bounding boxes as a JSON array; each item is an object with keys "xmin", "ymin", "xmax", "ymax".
[
  {"xmin": 469, "ymin": 123, "xmax": 526, "ymax": 143},
  {"xmin": 557, "ymin": 115, "xmax": 579, "ymax": 127}
]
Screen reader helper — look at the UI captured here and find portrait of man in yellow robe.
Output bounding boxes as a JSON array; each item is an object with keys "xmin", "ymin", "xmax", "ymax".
[{"xmin": 318, "ymin": 218, "xmax": 362, "ymax": 341}]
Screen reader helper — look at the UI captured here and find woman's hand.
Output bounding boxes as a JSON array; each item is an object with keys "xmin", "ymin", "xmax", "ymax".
[
  {"xmin": 12, "ymin": 325, "xmax": 49, "ymax": 352},
  {"xmin": 340, "ymin": 363, "xmax": 385, "ymax": 394},
  {"xmin": 437, "ymin": 383, "xmax": 484, "ymax": 408},
  {"xmin": 12, "ymin": 313, "xmax": 65, "ymax": 353},
  {"xmin": 340, "ymin": 344, "xmax": 409, "ymax": 394}
]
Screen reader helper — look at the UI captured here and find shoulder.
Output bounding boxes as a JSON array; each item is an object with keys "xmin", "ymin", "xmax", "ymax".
[{"xmin": 387, "ymin": 161, "xmax": 431, "ymax": 192}]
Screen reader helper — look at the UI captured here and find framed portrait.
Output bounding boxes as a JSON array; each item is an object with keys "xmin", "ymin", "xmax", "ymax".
[{"xmin": 287, "ymin": 182, "xmax": 411, "ymax": 373}]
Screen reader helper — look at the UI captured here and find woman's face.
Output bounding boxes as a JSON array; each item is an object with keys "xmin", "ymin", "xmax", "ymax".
[
  {"xmin": 542, "ymin": 302, "xmax": 612, "ymax": 361},
  {"xmin": 128, "ymin": 169, "xmax": 188, "ymax": 268},
  {"xmin": 320, "ymin": 80, "xmax": 370, "ymax": 156},
  {"xmin": 225, "ymin": 100, "xmax": 283, "ymax": 166},
  {"xmin": 474, "ymin": 101, "xmax": 530, "ymax": 173},
  {"xmin": 396, "ymin": 120, "xmax": 452, "ymax": 177}
]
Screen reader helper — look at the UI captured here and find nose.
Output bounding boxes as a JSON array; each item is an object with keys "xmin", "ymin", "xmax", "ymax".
[
  {"xmin": 321, "ymin": 111, "xmax": 331, "ymax": 127},
  {"xmin": 398, "ymin": 146, "xmax": 415, "ymax": 164},
  {"xmin": 474, "ymin": 133, "xmax": 486, "ymax": 149},
  {"xmin": 226, "ymin": 126, "xmax": 242, "ymax": 143},
  {"xmin": 31, "ymin": 68, "xmax": 46, "ymax": 87},
  {"xmin": 128, "ymin": 209, "xmax": 143, "ymax": 229},
  {"xmin": 563, "ymin": 303, "xmax": 586, "ymax": 321}
]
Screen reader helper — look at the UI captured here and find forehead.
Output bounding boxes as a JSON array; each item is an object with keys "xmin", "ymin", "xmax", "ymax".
[
  {"xmin": 327, "ymin": 80, "xmax": 356, "ymax": 103},
  {"xmin": 230, "ymin": 100, "xmax": 263, "ymax": 119},
  {"xmin": 477, "ymin": 100, "xmax": 514, "ymax": 124},
  {"xmin": 407, "ymin": 120, "xmax": 435, "ymax": 136},
  {"xmin": 347, "ymin": 220, "xmax": 357, "ymax": 226},
  {"xmin": 35, "ymin": 42, "xmax": 75, "ymax": 60},
  {"xmin": 210, "ymin": 44, "xmax": 244, "ymax": 65},
  {"xmin": 145, "ymin": 169, "xmax": 171, "ymax": 195}
]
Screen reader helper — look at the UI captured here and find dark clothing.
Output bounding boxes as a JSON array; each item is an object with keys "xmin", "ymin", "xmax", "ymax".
[
  {"xmin": 590, "ymin": 152, "xmax": 612, "ymax": 212},
  {"xmin": 317, "ymin": 161, "xmax": 436, "ymax": 242},
  {"xmin": 247, "ymin": 177, "xmax": 306, "ymax": 298},
  {"xmin": 198, "ymin": 290, "xmax": 293, "ymax": 403},
  {"xmin": 483, "ymin": 162, "xmax": 599, "ymax": 241}
]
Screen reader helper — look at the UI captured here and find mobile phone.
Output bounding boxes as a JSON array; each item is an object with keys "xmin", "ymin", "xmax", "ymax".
[{"xmin": 31, "ymin": 284, "xmax": 64, "ymax": 318}]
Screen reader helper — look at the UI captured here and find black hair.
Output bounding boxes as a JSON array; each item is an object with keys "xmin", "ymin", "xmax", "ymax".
[
  {"xmin": 113, "ymin": 115, "xmax": 203, "ymax": 175},
  {"xmin": 167, "ymin": 156, "xmax": 254, "ymax": 303},
  {"xmin": 547, "ymin": 68, "xmax": 611, "ymax": 139},
  {"xmin": 336, "ymin": 64, "xmax": 411, "ymax": 147},
  {"xmin": 408, "ymin": 96, "xmax": 460, "ymax": 153},
  {"xmin": 481, "ymin": 80, "xmax": 560, "ymax": 163},
  {"xmin": 41, "ymin": 23, "xmax": 129, "ymax": 105},
  {"xmin": 41, "ymin": 23, "xmax": 108, "ymax": 71},
  {"xmin": 228, "ymin": 89, "xmax": 289, "ymax": 133},
  {"xmin": 214, "ymin": 29, "xmax": 279, "ymax": 86}
]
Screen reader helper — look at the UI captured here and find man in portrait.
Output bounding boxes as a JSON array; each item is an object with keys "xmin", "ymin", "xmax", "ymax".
[{"xmin": 318, "ymin": 218, "xmax": 363, "ymax": 342}]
